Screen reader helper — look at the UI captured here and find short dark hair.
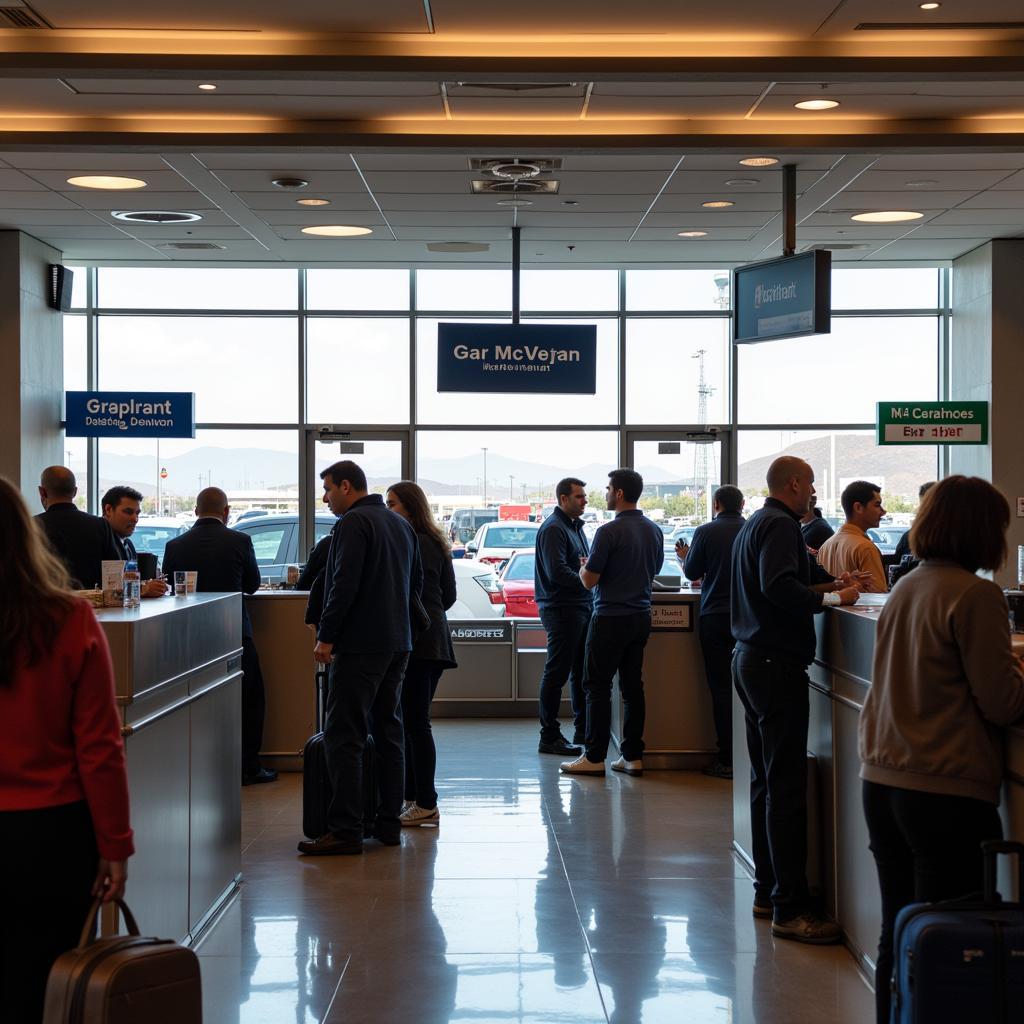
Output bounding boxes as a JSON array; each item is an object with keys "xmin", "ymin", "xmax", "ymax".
[
  {"xmin": 714, "ymin": 485, "xmax": 744, "ymax": 514},
  {"xmin": 101, "ymin": 485, "xmax": 143, "ymax": 512},
  {"xmin": 555, "ymin": 477, "xmax": 585, "ymax": 500},
  {"xmin": 608, "ymin": 468, "xmax": 644, "ymax": 504},
  {"xmin": 320, "ymin": 460, "xmax": 368, "ymax": 492},
  {"xmin": 910, "ymin": 475, "xmax": 1009, "ymax": 572},
  {"xmin": 841, "ymin": 480, "xmax": 881, "ymax": 519},
  {"xmin": 919, "ymin": 481, "xmax": 936, "ymax": 499}
]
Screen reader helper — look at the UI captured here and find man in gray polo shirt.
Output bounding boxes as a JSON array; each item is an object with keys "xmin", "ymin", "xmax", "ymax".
[{"xmin": 561, "ymin": 468, "xmax": 664, "ymax": 777}]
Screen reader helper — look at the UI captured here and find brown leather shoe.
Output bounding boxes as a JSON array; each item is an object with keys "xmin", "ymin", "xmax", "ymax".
[{"xmin": 297, "ymin": 833, "xmax": 363, "ymax": 856}]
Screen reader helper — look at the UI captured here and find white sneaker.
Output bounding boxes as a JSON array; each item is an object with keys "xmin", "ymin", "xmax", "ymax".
[
  {"xmin": 400, "ymin": 803, "xmax": 441, "ymax": 827},
  {"xmin": 560, "ymin": 754, "xmax": 606, "ymax": 776},
  {"xmin": 401, "ymin": 799, "xmax": 414, "ymax": 814},
  {"xmin": 611, "ymin": 755, "xmax": 644, "ymax": 776}
]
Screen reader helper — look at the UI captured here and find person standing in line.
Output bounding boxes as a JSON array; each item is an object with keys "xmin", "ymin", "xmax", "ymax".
[
  {"xmin": 799, "ymin": 493, "xmax": 834, "ymax": 552},
  {"xmin": 815, "ymin": 479, "xmax": 888, "ymax": 593},
  {"xmin": 561, "ymin": 469, "xmax": 663, "ymax": 778},
  {"xmin": 100, "ymin": 485, "xmax": 169, "ymax": 597},
  {"xmin": 676, "ymin": 484, "xmax": 746, "ymax": 780},
  {"xmin": 35, "ymin": 465, "xmax": 120, "ymax": 589},
  {"xmin": 299, "ymin": 461, "xmax": 422, "ymax": 855},
  {"xmin": 0, "ymin": 477, "xmax": 133, "ymax": 1024},
  {"xmin": 731, "ymin": 456, "xmax": 860, "ymax": 943},
  {"xmin": 534, "ymin": 477, "xmax": 593, "ymax": 757},
  {"xmin": 162, "ymin": 487, "xmax": 274, "ymax": 785},
  {"xmin": 385, "ymin": 481, "xmax": 458, "ymax": 828},
  {"xmin": 859, "ymin": 476, "xmax": 1024, "ymax": 1024}
]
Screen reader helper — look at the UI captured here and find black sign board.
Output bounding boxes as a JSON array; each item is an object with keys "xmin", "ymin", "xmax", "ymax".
[{"xmin": 733, "ymin": 250, "xmax": 831, "ymax": 344}]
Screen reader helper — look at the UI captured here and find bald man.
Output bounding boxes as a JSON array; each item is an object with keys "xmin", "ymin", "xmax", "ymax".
[
  {"xmin": 35, "ymin": 466, "xmax": 120, "ymax": 588},
  {"xmin": 730, "ymin": 456, "xmax": 860, "ymax": 945},
  {"xmin": 162, "ymin": 487, "xmax": 274, "ymax": 785}
]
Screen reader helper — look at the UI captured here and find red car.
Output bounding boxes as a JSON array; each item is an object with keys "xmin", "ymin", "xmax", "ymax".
[{"xmin": 496, "ymin": 549, "xmax": 538, "ymax": 618}]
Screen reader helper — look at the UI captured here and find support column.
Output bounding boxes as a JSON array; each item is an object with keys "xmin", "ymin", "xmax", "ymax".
[
  {"xmin": 950, "ymin": 240, "xmax": 1024, "ymax": 587},
  {"xmin": 0, "ymin": 231, "xmax": 64, "ymax": 501}
]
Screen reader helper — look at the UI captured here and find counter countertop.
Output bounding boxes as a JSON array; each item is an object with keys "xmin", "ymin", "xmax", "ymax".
[
  {"xmin": 246, "ymin": 590, "xmax": 310, "ymax": 600},
  {"xmin": 94, "ymin": 591, "xmax": 240, "ymax": 623}
]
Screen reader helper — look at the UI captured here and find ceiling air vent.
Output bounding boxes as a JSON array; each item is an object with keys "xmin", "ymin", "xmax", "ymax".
[
  {"xmin": 426, "ymin": 242, "xmax": 490, "ymax": 253},
  {"xmin": 469, "ymin": 157, "xmax": 563, "ymax": 173},
  {"xmin": 455, "ymin": 83, "xmax": 578, "ymax": 92},
  {"xmin": 471, "ymin": 179, "xmax": 559, "ymax": 195},
  {"xmin": 0, "ymin": 5, "xmax": 46, "ymax": 27},
  {"xmin": 804, "ymin": 243, "xmax": 873, "ymax": 252},
  {"xmin": 157, "ymin": 242, "xmax": 225, "ymax": 251}
]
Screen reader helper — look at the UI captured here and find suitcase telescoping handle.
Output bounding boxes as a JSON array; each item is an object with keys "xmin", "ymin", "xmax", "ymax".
[
  {"xmin": 77, "ymin": 897, "xmax": 141, "ymax": 948},
  {"xmin": 982, "ymin": 840, "xmax": 1024, "ymax": 904},
  {"xmin": 315, "ymin": 665, "xmax": 328, "ymax": 734}
]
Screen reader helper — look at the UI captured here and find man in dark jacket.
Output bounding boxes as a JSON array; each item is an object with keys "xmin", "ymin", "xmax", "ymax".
[
  {"xmin": 299, "ymin": 461, "xmax": 423, "ymax": 856},
  {"xmin": 533, "ymin": 477, "xmax": 593, "ymax": 756},
  {"xmin": 730, "ymin": 457, "xmax": 859, "ymax": 944},
  {"xmin": 162, "ymin": 487, "xmax": 273, "ymax": 785},
  {"xmin": 35, "ymin": 466, "xmax": 121, "ymax": 589},
  {"xmin": 677, "ymin": 484, "xmax": 745, "ymax": 779}
]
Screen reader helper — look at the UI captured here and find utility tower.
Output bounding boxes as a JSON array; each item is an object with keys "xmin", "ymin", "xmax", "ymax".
[{"xmin": 692, "ymin": 348, "xmax": 716, "ymax": 516}]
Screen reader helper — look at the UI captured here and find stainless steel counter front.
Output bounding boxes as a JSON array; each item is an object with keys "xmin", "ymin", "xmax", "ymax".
[
  {"xmin": 96, "ymin": 593, "xmax": 243, "ymax": 943},
  {"xmin": 732, "ymin": 594, "xmax": 1024, "ymax": 979}
]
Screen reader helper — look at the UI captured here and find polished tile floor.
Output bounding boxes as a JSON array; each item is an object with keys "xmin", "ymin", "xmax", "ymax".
[{"xmin": 196, "ymin": 720, "xmax": 875, "ymax": 1023}]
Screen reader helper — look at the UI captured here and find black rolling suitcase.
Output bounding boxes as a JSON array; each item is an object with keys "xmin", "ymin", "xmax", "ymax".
[
  {"xmin": 301, "ymin": 666, "xmax": 379, "ymax": 839},
  {"xmin": 890, "ymin": 840, "xmax": 1024, "ymax": 1023}
]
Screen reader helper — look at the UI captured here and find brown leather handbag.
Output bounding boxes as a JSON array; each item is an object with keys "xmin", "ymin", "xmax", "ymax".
[{"xmin": 42, "ymin": 898, "xmax": 202, "ymax": 1023}]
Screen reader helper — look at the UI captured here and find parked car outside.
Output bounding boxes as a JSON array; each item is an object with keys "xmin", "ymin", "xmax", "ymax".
[
  {"xmin": 466, "ymin": 521, "xmax": 540, "ymax": 565},
  {"xmin": 132, "ymin": 516, "xmax": 189, "ymax": 565},
  {"xmin": 669, "ymin": 525, "xmax": 698, "ymax": 546},
  {"xmin": 496, "ymin": 550, "xmax": 538, "ymax": 618},
  {"xmin": 448, "ymin": 507, "xmax": 499, "ymax": 550},
  {"xmin": 450, "ymin": 558, "xmax": 505, "ymax": 618},
  {"xmin": 231, "ymin": 513, "xmax": 336, "ymax": 584},
  {"xmin": 867, "ymin": 525, "xmax": 910, "ymax": 556},
  {"xmin": 655, "ymin": 544, "xmax": 685, "ymax": 584}
]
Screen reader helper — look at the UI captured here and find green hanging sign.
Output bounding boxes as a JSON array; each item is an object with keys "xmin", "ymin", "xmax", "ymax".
[{"xmin": 876, "ymin": 401, "xmax": 989, "ymax": 445}]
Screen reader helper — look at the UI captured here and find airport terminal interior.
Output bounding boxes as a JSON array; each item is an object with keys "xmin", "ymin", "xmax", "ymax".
[{"xmin": 2, "ymin": 2, "xmax": 1024, "ymax": 1021}]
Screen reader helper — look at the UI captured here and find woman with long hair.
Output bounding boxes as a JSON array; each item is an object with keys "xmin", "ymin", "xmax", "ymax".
[
  {"xmin": 860, "ymin": 475, "xmax": 1024, "ymax": 1024},
  {"xmin": 0, "ymin": 476, "xmax": 133, "ymax": 1023},
  {"xmin": 386, "ymin": 481, "xmax": 457, "ymax": 826}
]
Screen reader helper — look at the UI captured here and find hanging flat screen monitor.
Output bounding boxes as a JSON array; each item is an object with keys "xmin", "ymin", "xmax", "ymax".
[{"xmin": 733, "ymin": 250, "xmax": 831, "ymax": 344}]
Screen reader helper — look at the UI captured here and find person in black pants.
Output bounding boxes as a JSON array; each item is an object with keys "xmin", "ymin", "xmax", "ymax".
[
  {"xmin": 300, "ymin": 461, "xmax": 422, "ymax": 856},
  {"xmin": 386, "ymin": 481, "xmax": 458, "ymax": 828},
  {"xmin": 730, "ymin": 456, "xmax": 860, "ymax": 944},
  {"xmin": 561, "ymin": 468, "xmax": 663, "ymax": 778},
  {"xmin": 162, "ymin": 487, "xmax": 274, "ymax": 786},
  {"xmin": 677, "ymin": 485, "xmax": 745, "ymax": 780},
  {"xmin": 534, "ymin": 477, "xmax": 593, "ymax": 756}
]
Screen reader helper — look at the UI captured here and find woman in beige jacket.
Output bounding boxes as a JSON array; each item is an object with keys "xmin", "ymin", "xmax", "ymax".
[{"xmin": 859, "ymin": 475, "xmax": 1024, "ymax": 1024}]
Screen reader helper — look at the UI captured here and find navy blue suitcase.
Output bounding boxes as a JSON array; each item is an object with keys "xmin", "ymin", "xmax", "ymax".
[{"xmin": 890, "ymin": 840, "xmax": 1024, "ymax": 1023}]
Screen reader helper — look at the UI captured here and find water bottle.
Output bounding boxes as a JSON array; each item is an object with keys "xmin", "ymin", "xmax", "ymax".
[{"xmin": 122, "ymin": 559, "xmax": 141, "ymax": 608}]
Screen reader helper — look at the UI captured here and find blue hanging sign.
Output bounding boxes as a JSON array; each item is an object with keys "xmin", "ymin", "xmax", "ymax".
[
  {"xmin": 64, "ymin": 391, "xmax": 196, "ymax": 438},
  {"xmin": 437, "ymin": 323, "xmax": 597, "ymax": 394},
  {"xmin": 733, "ymin": 250, "xmax": 831, "ymax": 344}
]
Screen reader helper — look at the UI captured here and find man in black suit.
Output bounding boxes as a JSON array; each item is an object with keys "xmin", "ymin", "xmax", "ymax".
[
  {"xmin": 162, "ymin": 486, "xmax": 276, "ymax": 785},
  {"xmin": 100, "ymin": 485, "xmax": 168, "ymax": 598},
  {"xmin": 35, "ymin": 466, "xmax": 120, "ymax": 589}
]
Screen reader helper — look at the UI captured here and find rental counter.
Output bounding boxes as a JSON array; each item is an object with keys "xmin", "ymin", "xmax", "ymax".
[
  {"xmin": 250, "ymin": 588, "xmax": 717, "ymax": 770},
  {"xmin": 96, "ymin": 593, "xmax": 243, "ymax": 943},
  {"xmin": 732, "ymin": 594, "xmax": 1024, "ymax": 976}
]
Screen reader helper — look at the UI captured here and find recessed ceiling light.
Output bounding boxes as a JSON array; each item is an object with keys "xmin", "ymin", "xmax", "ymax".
[
  {"xmin": 301, "ymin": 225, "xmax": 373, "ymax": 237},
  {"xmin": 111, "ymin": 210, "xmax": 202, "ymax": 224},
  {"xmin": 272, "ymin": 177, "xmax": 309, "ymax": 190},
  {"xmin": 496, "ymin": 199, "xmax": 533, "ymax": 207},
  {"xmin": 850, "ymin": 211, "xmax": 924, "ymax": 223},
  {"xmin": 678, "ymin": 231, "xmax": 708, "ymax": 238},
  {"xmin": 198, "ymin": 83, "xmax": 217, "ymax": 91},
  {"xmin": 739, "ymin": 157, "xmax": 779, "ymax": 167},
  {"xmin": 725, "ymin": 178, "xmax": 760, "ymax": 186},
  {"xmin": 795, "ymin": 99, "xmax": 840, "ymax": 110},
  {"xmin": 905, "ymin": 179, "xmax": 939, "ymax": 187},
  {"xmin": 562, "ymin": 200, "xmax": 579, "ymax": 206},
  {"xmin": 919, "ymin": 2, "xmax": 940, "ymax": 8},
  {"xmin": 702, "ymin": 200, "xmax": 734, "ymax": 208},
  {"xmin": 297, "ymin": 198, "xmax": 331, "ymax": 206},
  {"xmin": 66, "ymin": 175, "xmax": 147, "ymax": 190}
]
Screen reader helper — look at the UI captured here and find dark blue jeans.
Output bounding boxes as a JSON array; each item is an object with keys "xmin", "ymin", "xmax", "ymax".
[
  {"xmin": 583, "ymin": 611, "xmax": 652, "ymax": 763},
  {"xmin": 324, "ymin": 650, "xmax": 408, "ymax": 843},
  {"xmin": 402, "ymin": 658, "xmax": 444, "ymax": 809},
  {"xmin": 862, "ymin": 780, "xmax": 1003, "ymax": 1024},
  {"xmin": 538, "ymin": 604, "xmax": 590, "ymax": 742},
  {"xmin": 697, "ymin": 612, "xmax": 734, "ymax": 766},
  {"xmin": 732, "ymin": 646, "xmax": 811, "ymax": 922}
]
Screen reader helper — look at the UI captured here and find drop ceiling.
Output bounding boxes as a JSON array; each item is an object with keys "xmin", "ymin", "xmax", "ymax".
[{"xmin": 0, "ymin": 0, "xmax": 1023, "ymax": 264}]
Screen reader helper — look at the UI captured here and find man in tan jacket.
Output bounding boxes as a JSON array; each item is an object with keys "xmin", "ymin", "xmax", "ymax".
[{"xmin": 816, "ymin": 479, "xmax": 887, "ymax": 592}]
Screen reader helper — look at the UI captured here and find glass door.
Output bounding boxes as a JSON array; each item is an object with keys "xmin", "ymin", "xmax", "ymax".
[
  {"xmin": 625, "ymin": 430, "xmax": 730, "ymax": 536},
  {"xmin": 301, "ymin": 429, "xmax": 410, "ymax": 559}
]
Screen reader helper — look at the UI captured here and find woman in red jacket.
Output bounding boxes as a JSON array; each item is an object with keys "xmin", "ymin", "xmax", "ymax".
[{"xmin": 0, "ymin": 476, "xmax": 134, "ymax": 1023}]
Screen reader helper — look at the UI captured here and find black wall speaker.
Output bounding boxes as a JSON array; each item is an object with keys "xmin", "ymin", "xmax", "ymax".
[{"xmin": 48, "ymin": 264, "xmax": 74, "ymax": 311}]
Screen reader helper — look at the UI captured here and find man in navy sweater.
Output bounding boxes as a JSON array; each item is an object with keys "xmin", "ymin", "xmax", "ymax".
[
  {"xmin": 731, "ymin": 456, "xmax": 859, "ymax": 944},
  {"xmin": 533, "ymin": 477, "xmax": 593, "ymax": 756},
  {"xmin": 678, "ymin": 484, "xmax": 745, "ymax": 779},
  {"xmin": 299, "ymin": 461, "xmax": 423, "ymax": 856}
]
